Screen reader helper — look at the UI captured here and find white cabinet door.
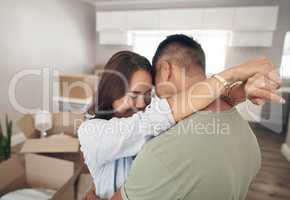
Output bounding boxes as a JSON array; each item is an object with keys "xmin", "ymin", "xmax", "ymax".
[
  {"xmin": 233, "ymin": 6, "xmax": 279, "ymax": 31},
  {"xmin": 127, "ymin": 10, "xmax": 160, "ymax": 30},
  {"xmin": 97, "ymin": 11, "xmax": 127, "ymax": 31},
  {"xmin": 99, "ymin": 30, "xmax": 129, "ymax": 45},
  {"xmin": 230, "ymin": 31, "xmax": 274, "ymax": 47},
  {"xmin": 203, "ymin": 8, "xmax": 234, "ymax": 29},
  {"xmin": 159, "ymin": 8, "xmax": 204, "ymax": 29}
]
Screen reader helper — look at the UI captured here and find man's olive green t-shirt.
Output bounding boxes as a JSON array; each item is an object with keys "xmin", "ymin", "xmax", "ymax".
[{"xmin": 121, "ymin": 108, "xmax": 261, "ymax": 200}]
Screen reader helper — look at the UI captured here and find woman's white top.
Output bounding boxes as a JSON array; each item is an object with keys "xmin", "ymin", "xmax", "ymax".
[{"xmin": 78, "ymin": 96, "xmax": 175, "ymax": 199}]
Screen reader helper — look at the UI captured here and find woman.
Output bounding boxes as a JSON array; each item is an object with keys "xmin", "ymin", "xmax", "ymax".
[{"xmin": 78, "ymin": 51, "xmax": 281, "ymax": 199}]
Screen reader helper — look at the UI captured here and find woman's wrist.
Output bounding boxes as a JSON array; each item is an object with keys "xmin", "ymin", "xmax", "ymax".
[{"xmin": 217, "ymin": 68, "xmax": 236, "ymax": 83}]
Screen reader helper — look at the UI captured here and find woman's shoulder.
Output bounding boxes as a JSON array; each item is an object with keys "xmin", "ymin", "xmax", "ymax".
[{"xmin": 77, "ymin": 118, "xmax": 107, "ymax": 137}]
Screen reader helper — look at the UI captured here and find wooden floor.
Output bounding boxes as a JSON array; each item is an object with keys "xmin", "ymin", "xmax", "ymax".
[{"xmin": 246, "ymin": 125, "xmax": 290, "ymax": 200}]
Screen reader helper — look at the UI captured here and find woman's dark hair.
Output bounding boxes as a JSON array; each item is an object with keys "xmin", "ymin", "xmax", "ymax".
[{"xmin": 88, "ymin": 51, "xmax": 153, "ymax": 120}]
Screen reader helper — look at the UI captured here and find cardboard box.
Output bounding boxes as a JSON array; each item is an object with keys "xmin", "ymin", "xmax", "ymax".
[
  {"xmin": 59, "ymin": 74, "xmax": 97, "ymax": 100},
  {"xmin": 17, "ymin": 112, "xmax": 84, "ymax": 154},
  {"xmin": 0, "ymin": 154, "xmax": 83, "ymax": 200},
  {"xmin": 13, "ymin": 112, "xmax": 86, "ymax": 199},
  {"xmin": 76, "ymin": 173, "xmax": 93, "ymax": 200}
]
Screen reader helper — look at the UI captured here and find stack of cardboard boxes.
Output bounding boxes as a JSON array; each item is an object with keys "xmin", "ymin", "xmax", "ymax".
[
  {"xmin": 0, "ymin": 112, "xmax": 86, "ymax": 200},
  {"xmin": 0, "ymin": 74, "xmax": 98, "ymax": 199}
]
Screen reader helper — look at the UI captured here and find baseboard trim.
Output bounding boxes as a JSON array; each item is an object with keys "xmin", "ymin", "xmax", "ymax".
[
  {"xmin": 281, "ymin": 143, "xmax": 290, "ymax": 162},
  {"xmin": 11, "ymin": 133, "xmax": 26, "ymax": 147}
]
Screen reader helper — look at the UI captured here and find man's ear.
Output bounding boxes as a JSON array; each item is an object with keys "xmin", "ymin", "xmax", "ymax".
[{"xmin": 159, "ymin": 61, "xmax": 172, "ymax": 81}]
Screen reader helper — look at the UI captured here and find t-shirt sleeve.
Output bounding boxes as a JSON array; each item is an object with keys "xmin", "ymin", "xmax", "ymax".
[{"xmin": 120, "ymin": 150, "xmax": 181, "ymax": 200}]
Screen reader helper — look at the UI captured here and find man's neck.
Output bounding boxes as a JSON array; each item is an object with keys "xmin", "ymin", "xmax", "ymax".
[{"xmin": 184, "ymin": 73, "xmax": 205, "ymax": 89}]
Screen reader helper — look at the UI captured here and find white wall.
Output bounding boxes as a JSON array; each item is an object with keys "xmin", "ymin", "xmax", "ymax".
[{"xmin": 0, "ymin": 0, "xmax": 96, "ymax": 133}]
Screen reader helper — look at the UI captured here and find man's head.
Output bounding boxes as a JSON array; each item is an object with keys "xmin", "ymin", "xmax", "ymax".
[{"xmin": 152, "ymin": 34, "xmax": 207, "ymax": 97}]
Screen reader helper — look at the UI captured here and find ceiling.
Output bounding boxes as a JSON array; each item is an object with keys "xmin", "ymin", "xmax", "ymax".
[{"xmin": 82, "ymin": 0, "xmax": 278, "ymax": 10}]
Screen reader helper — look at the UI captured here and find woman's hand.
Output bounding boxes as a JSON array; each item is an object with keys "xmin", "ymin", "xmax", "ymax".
[
  {"xmin": 226, "ymin": 72, "xmax": 284, "ymax": 105},
  {"xmin": 84, "ymin": 185, "xmax": 100, "ymax": 200},
  {"xmin": 220, "ymin": 57, "xmax": 281, "ymax": 84},
  {"xmin": 219, "ymin": 57, "xmax": 283, "ymax": 105},
  {"xmin": 245, "ymin": 73, "xmax": 284, "ymax": 105}
]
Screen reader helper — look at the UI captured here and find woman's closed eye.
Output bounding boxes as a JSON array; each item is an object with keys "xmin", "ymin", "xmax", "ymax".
[
  {"xmin": 127, "ymin": 91, "xmax": 139, "ymax": 99},
  {"xmin": 127, "ymin": 89, "xmax": 152, "ymax": 106},
  {"xmin": 127, "ymin": 90, "xmax": 151, "ymax": 99}
]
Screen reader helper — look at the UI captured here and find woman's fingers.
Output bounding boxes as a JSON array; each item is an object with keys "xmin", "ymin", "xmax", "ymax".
[
  {"xmin": 266, "ymin": 69, "xmax": 282, "ymax": 87},
  {"xmin": 245, "ymin": 73, "xmax": 284, "ymax": 104},
  {"xmin": 249, "ymin": 88, "xmax": 285, "ymax": 104},
  {"xmin": 254, "ymin": 75, "xmax": 278, "ymax": 91},
  {"xmin": 233, "ymin": 57, "xmax": 276, "ymax": 81},
  {"xmin": 250, "ymin": 97, "xmax": 266, "ymax": 105},
  {"xmin": 84, "ymin": 186, "xmax": 99, "ymax": 200},
  {"xmin": 246, "ymin": 73, "xmax": 281, "ymax": 94},
  {"xmin": 253, "ymin": 60, "xmax": 281, "ymax": 84}
]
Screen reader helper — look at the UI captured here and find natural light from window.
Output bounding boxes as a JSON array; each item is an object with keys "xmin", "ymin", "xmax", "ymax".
[
  {"xmin": 280, "ymin": 32, "xmax": 290, "ymax": 78},
  {"xmin": 129, "ymin": 30, "xmax": 230, "ymax": 75}
]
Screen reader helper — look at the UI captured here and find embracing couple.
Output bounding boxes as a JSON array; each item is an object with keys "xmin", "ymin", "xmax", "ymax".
[{"xmin": 78, "ymin": 34, "xmax": 283, "ymax": 200}]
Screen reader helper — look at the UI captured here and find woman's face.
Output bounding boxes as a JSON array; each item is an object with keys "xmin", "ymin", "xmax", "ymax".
[{"xmin": 112, "ymin": 69, "xmax": 153, "ymax": 118}]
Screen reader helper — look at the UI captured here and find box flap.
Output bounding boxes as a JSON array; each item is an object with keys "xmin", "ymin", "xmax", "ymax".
[
  {"xmin": 17, "ymin": 114, "xmax": 38, "ymax": 139},
  {"xmin": 0, "ymin": 156, "xmax": 26, "ymax": 194},
  {"xmin": 50, "ymin": 112, "xmax": 84, "ymax": 136},
  {"xmin": 53, "ymin": 183, "xmax": 74, "ymax": 200},
  {"xmin": 25, "ymin": 154, "xmax": 74, "ymax": 190},
  {"xmin": 59, "ymin": 74, "xmax": 96, "ymax": 99},
  {"xmin": 21, "ymin": 135, "xmax": 79, "ymax": 153},
  {"xmin": 53, "ymin": 160, "xmax": 84, "ymax": 200},
  {"xmin": 17, "ymin": 112, "xmax": 84, "ymax": 138}
]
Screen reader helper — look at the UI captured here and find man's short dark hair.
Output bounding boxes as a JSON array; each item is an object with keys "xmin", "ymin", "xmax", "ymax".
[{"xmin": 152, "ymin": 34, "xmax": 206, "ymax": 76}]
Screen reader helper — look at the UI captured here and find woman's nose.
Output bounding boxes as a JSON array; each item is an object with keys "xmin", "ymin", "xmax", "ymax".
[{"xmin": 135, "ymin": 96, "xmax": 146, "ymax": 110}]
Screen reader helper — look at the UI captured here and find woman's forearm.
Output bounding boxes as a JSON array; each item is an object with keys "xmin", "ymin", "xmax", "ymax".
[
  {"xmin": 167, "ymin": 56, "xmax": 281, "ymax": 122},
  {"xmin": 167, "ymin": 69, "xmax": 233, "ymax": 122},
  {"xmin": 78, "ymin": 97, "xmax": 175, "ymax": 168},
  {"xmin": 225, "ymin": 82, "xmax": 247, "ymax": 106}
]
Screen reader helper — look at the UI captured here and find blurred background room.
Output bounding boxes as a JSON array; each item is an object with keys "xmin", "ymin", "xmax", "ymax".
[{"xmin": 0, "ymin": 0, "xmax": 289, "ymax": 199}]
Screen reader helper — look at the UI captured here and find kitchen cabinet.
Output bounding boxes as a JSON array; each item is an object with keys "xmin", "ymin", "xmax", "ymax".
[
  {"xmin": 203, "ymin": 8, "xmax": 234, "ymax": 29},
  {"xmin": 97, "ymin": 11, "xmax": 127, "ymax": 31},
  {"xmin": 99, "ymin": 30, "xmax": 128, "ymax": 45},
  {"xmin": 230, "ymin": 31, "xmax": 274, "ymax": 47},
  {"xmin": 127, "ymin": 10, "xmax": 159, "ymax": 30},
  {"xmin": 159, "ymin": 8, "xmax": 204, "ymax": 29},
  {"xmin": 96, "ymin": 6, "xmax": 279, "ymax": 47},
  {"xmin": 233, "ymin": 6, "xmax": 279, "ymax": 31}
]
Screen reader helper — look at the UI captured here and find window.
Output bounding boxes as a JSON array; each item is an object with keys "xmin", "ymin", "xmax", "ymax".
[
  {"xmin": 280, "ymin": 32, "xmax": 290, "ymax": 78},
  {"xmin": 129, "ymin": 30, "xmax": 230, "ymax": 75}
]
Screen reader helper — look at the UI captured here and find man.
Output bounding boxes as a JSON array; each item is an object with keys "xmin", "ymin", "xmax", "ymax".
[{"xmin": 92, "ymin": 35, "xmax": 281, "ymax": 200}]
